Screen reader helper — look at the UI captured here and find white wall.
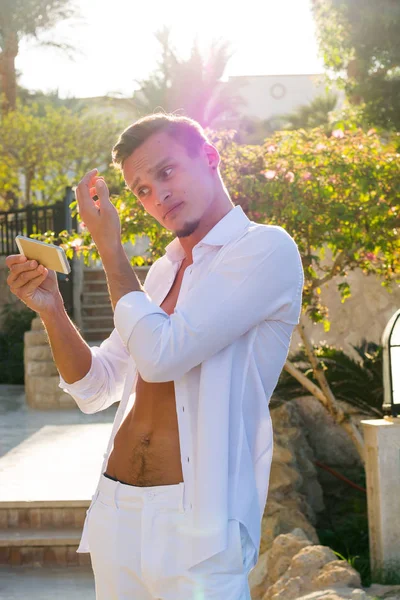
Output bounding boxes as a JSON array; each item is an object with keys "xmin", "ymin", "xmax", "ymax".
[{"xmin": 227, "ymin": 74, "xmax": 343, "ymax": 121}]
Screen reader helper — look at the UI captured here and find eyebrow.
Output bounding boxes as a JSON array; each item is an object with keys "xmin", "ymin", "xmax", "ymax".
[{"xmin": 128, "ymin": 157, "xmax": 174, "ymax": 193}]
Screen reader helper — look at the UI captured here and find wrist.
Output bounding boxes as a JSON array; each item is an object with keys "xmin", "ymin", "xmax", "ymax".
[
  {"xmin": 39, "ymin": 297, "xmax": 66, "ymax": 324},
  {"xmin": 98, "ymin": 242, "xmax": 125, "ymax": 264}
]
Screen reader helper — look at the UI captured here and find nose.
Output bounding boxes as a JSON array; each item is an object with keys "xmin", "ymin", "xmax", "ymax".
[{"xmin": 155, "ymin": 186, "xmax": 172, "ymax": 207}]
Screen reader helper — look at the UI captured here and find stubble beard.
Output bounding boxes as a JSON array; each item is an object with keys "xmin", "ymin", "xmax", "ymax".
[{"xmin": 175, "ymin": 219, "xmax": 201, "ymax": 239}]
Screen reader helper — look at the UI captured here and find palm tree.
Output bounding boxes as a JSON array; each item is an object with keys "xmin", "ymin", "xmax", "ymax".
[
  {"xmin": 283, "ymin": 92, "xmax": 338, "ymax": 130},
  {"xmin": 132, "ymin": 28, "xmax": 246, "ymax": 128},
  {"xmin": 0, "ymin": 0, "xmax": 77, "ymax": 114}
]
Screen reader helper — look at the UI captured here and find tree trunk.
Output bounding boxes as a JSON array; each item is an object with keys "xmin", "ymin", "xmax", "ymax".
[
  {"xmin": 283, "ymin": 315, "xmax": 366, "ymax": 463},
  {"xmin": 0, "ymin": 31, "xmax": 19, "ymax": 114}
]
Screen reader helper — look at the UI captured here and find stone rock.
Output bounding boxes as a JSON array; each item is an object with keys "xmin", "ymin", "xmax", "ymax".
[
  {"xmin": 266, "ymin": 529, "xmax": 312, "ymax": 585},
  {"xmin": 313, "ymin": 561, "xmax": 362, "ymax": 589},
  {"xmin": 295, "ymin": 588, "xmax": 370, "ymax": 600},
  {"xmin": 272, "ymin": 444, "xmax": 293, "ymax": 464},
  {"xmin": 366, "ymin": 584, "xmax": 400, "ymax": 599},
  {"xmin": 287, "ymin": 545, "xmax": 338, "ymax": 578},
  {"xmin": 268, "ymin": 461, "xmax": 303, "ymax": 494},
  {"xmin": 264, "ymin": 575, "xmax": 304, "ymax": 600},
  {"xmin": 294, "ymin": 396, "xmax": 363, "ymax": 468},
  {"xmin": 261, "ymin": 502, "xmax": 319, "ymax": 554},
  {"xmin": 249, "ymin": 551, "xmax": 269, "ymax": 600},
  {"xmin": 262, "ymin": 542, "xmax": 363, "ymax": 600}
]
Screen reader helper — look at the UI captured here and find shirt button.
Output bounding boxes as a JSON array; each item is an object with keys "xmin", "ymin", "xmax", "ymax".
[
  {"xmin": 182, "ymin": 406, "xmax": 185, "ymax": 412},
  {"xmin": 187, "ymin": 457, "xmax": 190, "ymax": 463}
]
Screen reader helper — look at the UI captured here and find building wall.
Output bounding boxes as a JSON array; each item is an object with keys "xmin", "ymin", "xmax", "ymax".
[{"xmin": 227, "ymin": 73, "xmax": 343, "ymax": 122}]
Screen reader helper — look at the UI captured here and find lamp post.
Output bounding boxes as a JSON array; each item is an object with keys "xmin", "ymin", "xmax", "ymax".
[
  {"xmin": 361, "ymin": 308, "xmax": 400, "ymax": 578},
  {"xmin": 382, "ymin": 308, "xmax": 400, "ymax": 417}
]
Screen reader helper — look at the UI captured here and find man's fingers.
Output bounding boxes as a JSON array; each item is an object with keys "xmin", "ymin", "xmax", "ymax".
[
  {"xmin": 94, "ymin": 178, "xmax": 110, "ymax": 206},
  {"xmin": 5, "ymin": 254, "xmax": 28, "ymax": 269},
  {"xmin": 80, "ymin": 168, "xmax": 98, "ymax": 187},
  {"xmin": 8, "ymin": 264, "xmax": 46, "ymax": 290},
  {"xmin": 20, "ymin": 269, "xmax": 48, "ymax": 296},
  {"xmin": 7, "ymin": 260, "xmax": 39, "ymax": 285}
]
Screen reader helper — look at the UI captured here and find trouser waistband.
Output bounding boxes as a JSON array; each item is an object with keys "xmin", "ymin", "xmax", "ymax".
[{"xmin": 97, "ymin": 472, "xmax": 186, "ymax": 512}]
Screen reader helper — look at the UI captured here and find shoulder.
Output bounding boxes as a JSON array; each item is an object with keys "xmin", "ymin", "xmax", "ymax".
[{"xmin": 236, "ymin": 221, "xmax": 300, "ymax": 256}]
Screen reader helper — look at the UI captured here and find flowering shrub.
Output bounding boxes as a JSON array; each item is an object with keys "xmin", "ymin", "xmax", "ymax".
[{"xmin": 213, "ymin": 126, "xmax": 400, "ymax": 328}]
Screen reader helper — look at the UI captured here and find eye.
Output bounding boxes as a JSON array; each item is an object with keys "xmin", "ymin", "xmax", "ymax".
[
  {"xmin": 137, "ymin": 186, "xmax": 150, "ymax": 198},
  {"xmin": 162, "ymin": 167, "xmax": 173, "ymax": 178}
]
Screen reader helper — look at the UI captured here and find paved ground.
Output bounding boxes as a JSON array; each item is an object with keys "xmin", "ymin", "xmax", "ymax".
[
  {"xmin": 0, "ymin": 566, "xmax": 95, "ymax": 599},
  {"xmin": 0, "ymin": 384, "xmax": 116, "ymax": 599},
  {"xmin": 0, "ymin": 384, "xmax": 116, "ymax": 458}
]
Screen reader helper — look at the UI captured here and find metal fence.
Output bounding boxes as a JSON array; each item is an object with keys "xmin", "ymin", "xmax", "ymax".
[
  {"xmin": 0, "ymin": 187, "xmax": 76, "ymax": 256},
  {"xmin": 0, "ymin": 187, "xmax": 77, "ymax": 317}
]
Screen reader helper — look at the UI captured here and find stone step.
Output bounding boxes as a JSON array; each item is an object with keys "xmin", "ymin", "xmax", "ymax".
[
  {"xmin": 0, "ymin": 529, "xmax": 91, "ymax": 566},
  {"xmin": 0, "ymin": 528, "xmax": 82, "ymax": 547},
  {"xmin": 82, "ymin": 316, "xmax": 114, "ymax": 330},
  {"xmin": 0, "ymin": 502, "xmax": 87, "ymax": 530},
  {"xmin": 83, "ymin": 329, "xmax": 112, "ymax": 342},
  {"xmin": 83, "ymin": 269, "xmax": 106, "ymax": 282},
  {"xmin": 83, "ymin": 282, "xmax": 108, "ymax": 294},
  {"xmin": 81, "ymin": 304, "xmax": 112, "ymax": 317},
  {"xmin": 82, "ymin": 291, "xmax": 111, "ymax": 305}
]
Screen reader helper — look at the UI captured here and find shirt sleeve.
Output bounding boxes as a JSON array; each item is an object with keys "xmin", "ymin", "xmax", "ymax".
[
  {"xmin": 58, "ymin": 327, "xmax": 131, "ymax": 414},
  {"xmin": 114, "ymin": 226, "xmax": 304, "ymax": 383}
]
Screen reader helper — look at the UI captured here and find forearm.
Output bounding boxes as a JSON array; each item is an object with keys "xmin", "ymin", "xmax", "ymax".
[
  {"xmin": 40, "ymin": 301, "xmax": 92, "ymax": 384},
  {"xmin": 100, "ymin": 244, "xmax": 145, "ymax": 310}
]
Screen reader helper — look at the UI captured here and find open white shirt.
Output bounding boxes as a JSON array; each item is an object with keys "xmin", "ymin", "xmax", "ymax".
[{"xmin": 59, "ymin": 204, "xmax": 304, "ymax": 570}]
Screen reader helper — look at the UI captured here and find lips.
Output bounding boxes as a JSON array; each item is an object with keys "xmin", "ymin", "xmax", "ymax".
[{"xmin": 164, "ymin": 202, "xmax": 183, "ymax": 218}]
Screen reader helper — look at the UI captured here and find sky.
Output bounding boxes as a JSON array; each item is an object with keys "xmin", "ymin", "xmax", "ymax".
[{"xmin": 16, "ymin": 0, "xmax": 325, "ymax": 99}]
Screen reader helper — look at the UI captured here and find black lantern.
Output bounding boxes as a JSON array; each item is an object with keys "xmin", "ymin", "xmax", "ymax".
[{"xmin": 382, "ymin": 309, "xmax": 400, "ymax": 417}]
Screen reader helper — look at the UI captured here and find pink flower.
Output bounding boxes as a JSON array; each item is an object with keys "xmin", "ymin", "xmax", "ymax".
[
  {"xmin": 266, "ymin": 145, "xmax": 276, "ymax": 153},
  {"xmin": 264, "ymin": 170, "xmax": 277, "ymax": 180},
  {"xmin": 70, "ymin": 238, "xmax": 83, "ymax": 248},
  {"xmin": 302, "ymin": 171, "xmax": 312, "ymax": 181},
  {"xmin": 365, "ymin": 252, "xmax": 377, "ymax": 262},
  {"xmin": 285, "ymin": 171, "xmax": 295, "ymax": 183},
  {"xmin": 316, "ymin": 143, "xmax": 326, "ymax": 151},
  {"xmin": 332, "ymin": 129, "xmax": 345, "ymax": 139}
]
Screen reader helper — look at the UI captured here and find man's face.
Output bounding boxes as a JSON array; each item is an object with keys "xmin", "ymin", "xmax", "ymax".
[{"xmin": 122, "ymin": 131, "xmax": 218, "ymax": 238}]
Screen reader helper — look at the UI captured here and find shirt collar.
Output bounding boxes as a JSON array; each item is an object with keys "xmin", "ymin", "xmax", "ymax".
[{"xmin": 165, "ymin": 205, "xmax": 251, "ymax": 263}]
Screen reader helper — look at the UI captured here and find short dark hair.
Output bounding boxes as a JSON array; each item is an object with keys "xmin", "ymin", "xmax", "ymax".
[{"xmin": 112, "ymin": 113, "xmax": 209, "ymax": 170}]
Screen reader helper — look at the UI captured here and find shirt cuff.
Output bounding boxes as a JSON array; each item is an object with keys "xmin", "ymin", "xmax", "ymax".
[
  {"xmin": 58, "ymin": 348, "xmax": 104, "ymax": 398},
  {"xmin": 114, "ymin": 290, "xmax": 167, "ymax": 346}
]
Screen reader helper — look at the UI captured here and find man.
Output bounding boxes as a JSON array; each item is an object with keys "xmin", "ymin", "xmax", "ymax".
[{"xmin": 6, "ymin": 113, "xmax": 303, "ymax": 599}]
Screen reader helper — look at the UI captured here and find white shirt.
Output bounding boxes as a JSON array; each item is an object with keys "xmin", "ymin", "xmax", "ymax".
[{"xmin": 59, "ymin": 204, "xmax": 304, "ymax": 570}]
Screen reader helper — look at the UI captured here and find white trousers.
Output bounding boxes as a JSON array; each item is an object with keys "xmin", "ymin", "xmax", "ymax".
[{"xmin": 87, "ymin": 473, "xmax": 256, "ymax": 600}]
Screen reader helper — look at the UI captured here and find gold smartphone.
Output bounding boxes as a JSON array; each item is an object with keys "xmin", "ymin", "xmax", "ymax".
[{"xmin": 15, "ymin": 235, "xmax": 71, "ymax": 275}]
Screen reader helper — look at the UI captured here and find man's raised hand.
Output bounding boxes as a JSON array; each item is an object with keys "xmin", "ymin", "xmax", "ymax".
[{"xmin": 75, "ymin": 169, "xmax": 121, "ymax": 255}]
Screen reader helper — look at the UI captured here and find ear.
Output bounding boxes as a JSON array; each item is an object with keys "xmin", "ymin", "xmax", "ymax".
[{"xmin": 203, "ymin": 143, "xmax": 220, "ymax": 171}]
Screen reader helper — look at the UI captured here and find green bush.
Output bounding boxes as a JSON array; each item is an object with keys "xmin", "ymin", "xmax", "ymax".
[{"xmin": 0, "ymin": 302, "xmax": 35, "ymax": 384}]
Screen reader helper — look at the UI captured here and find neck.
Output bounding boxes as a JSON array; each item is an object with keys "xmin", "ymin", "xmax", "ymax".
[{"xmin": 178, "ymin": 190, "xmax": 234, "ymax": 264}]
